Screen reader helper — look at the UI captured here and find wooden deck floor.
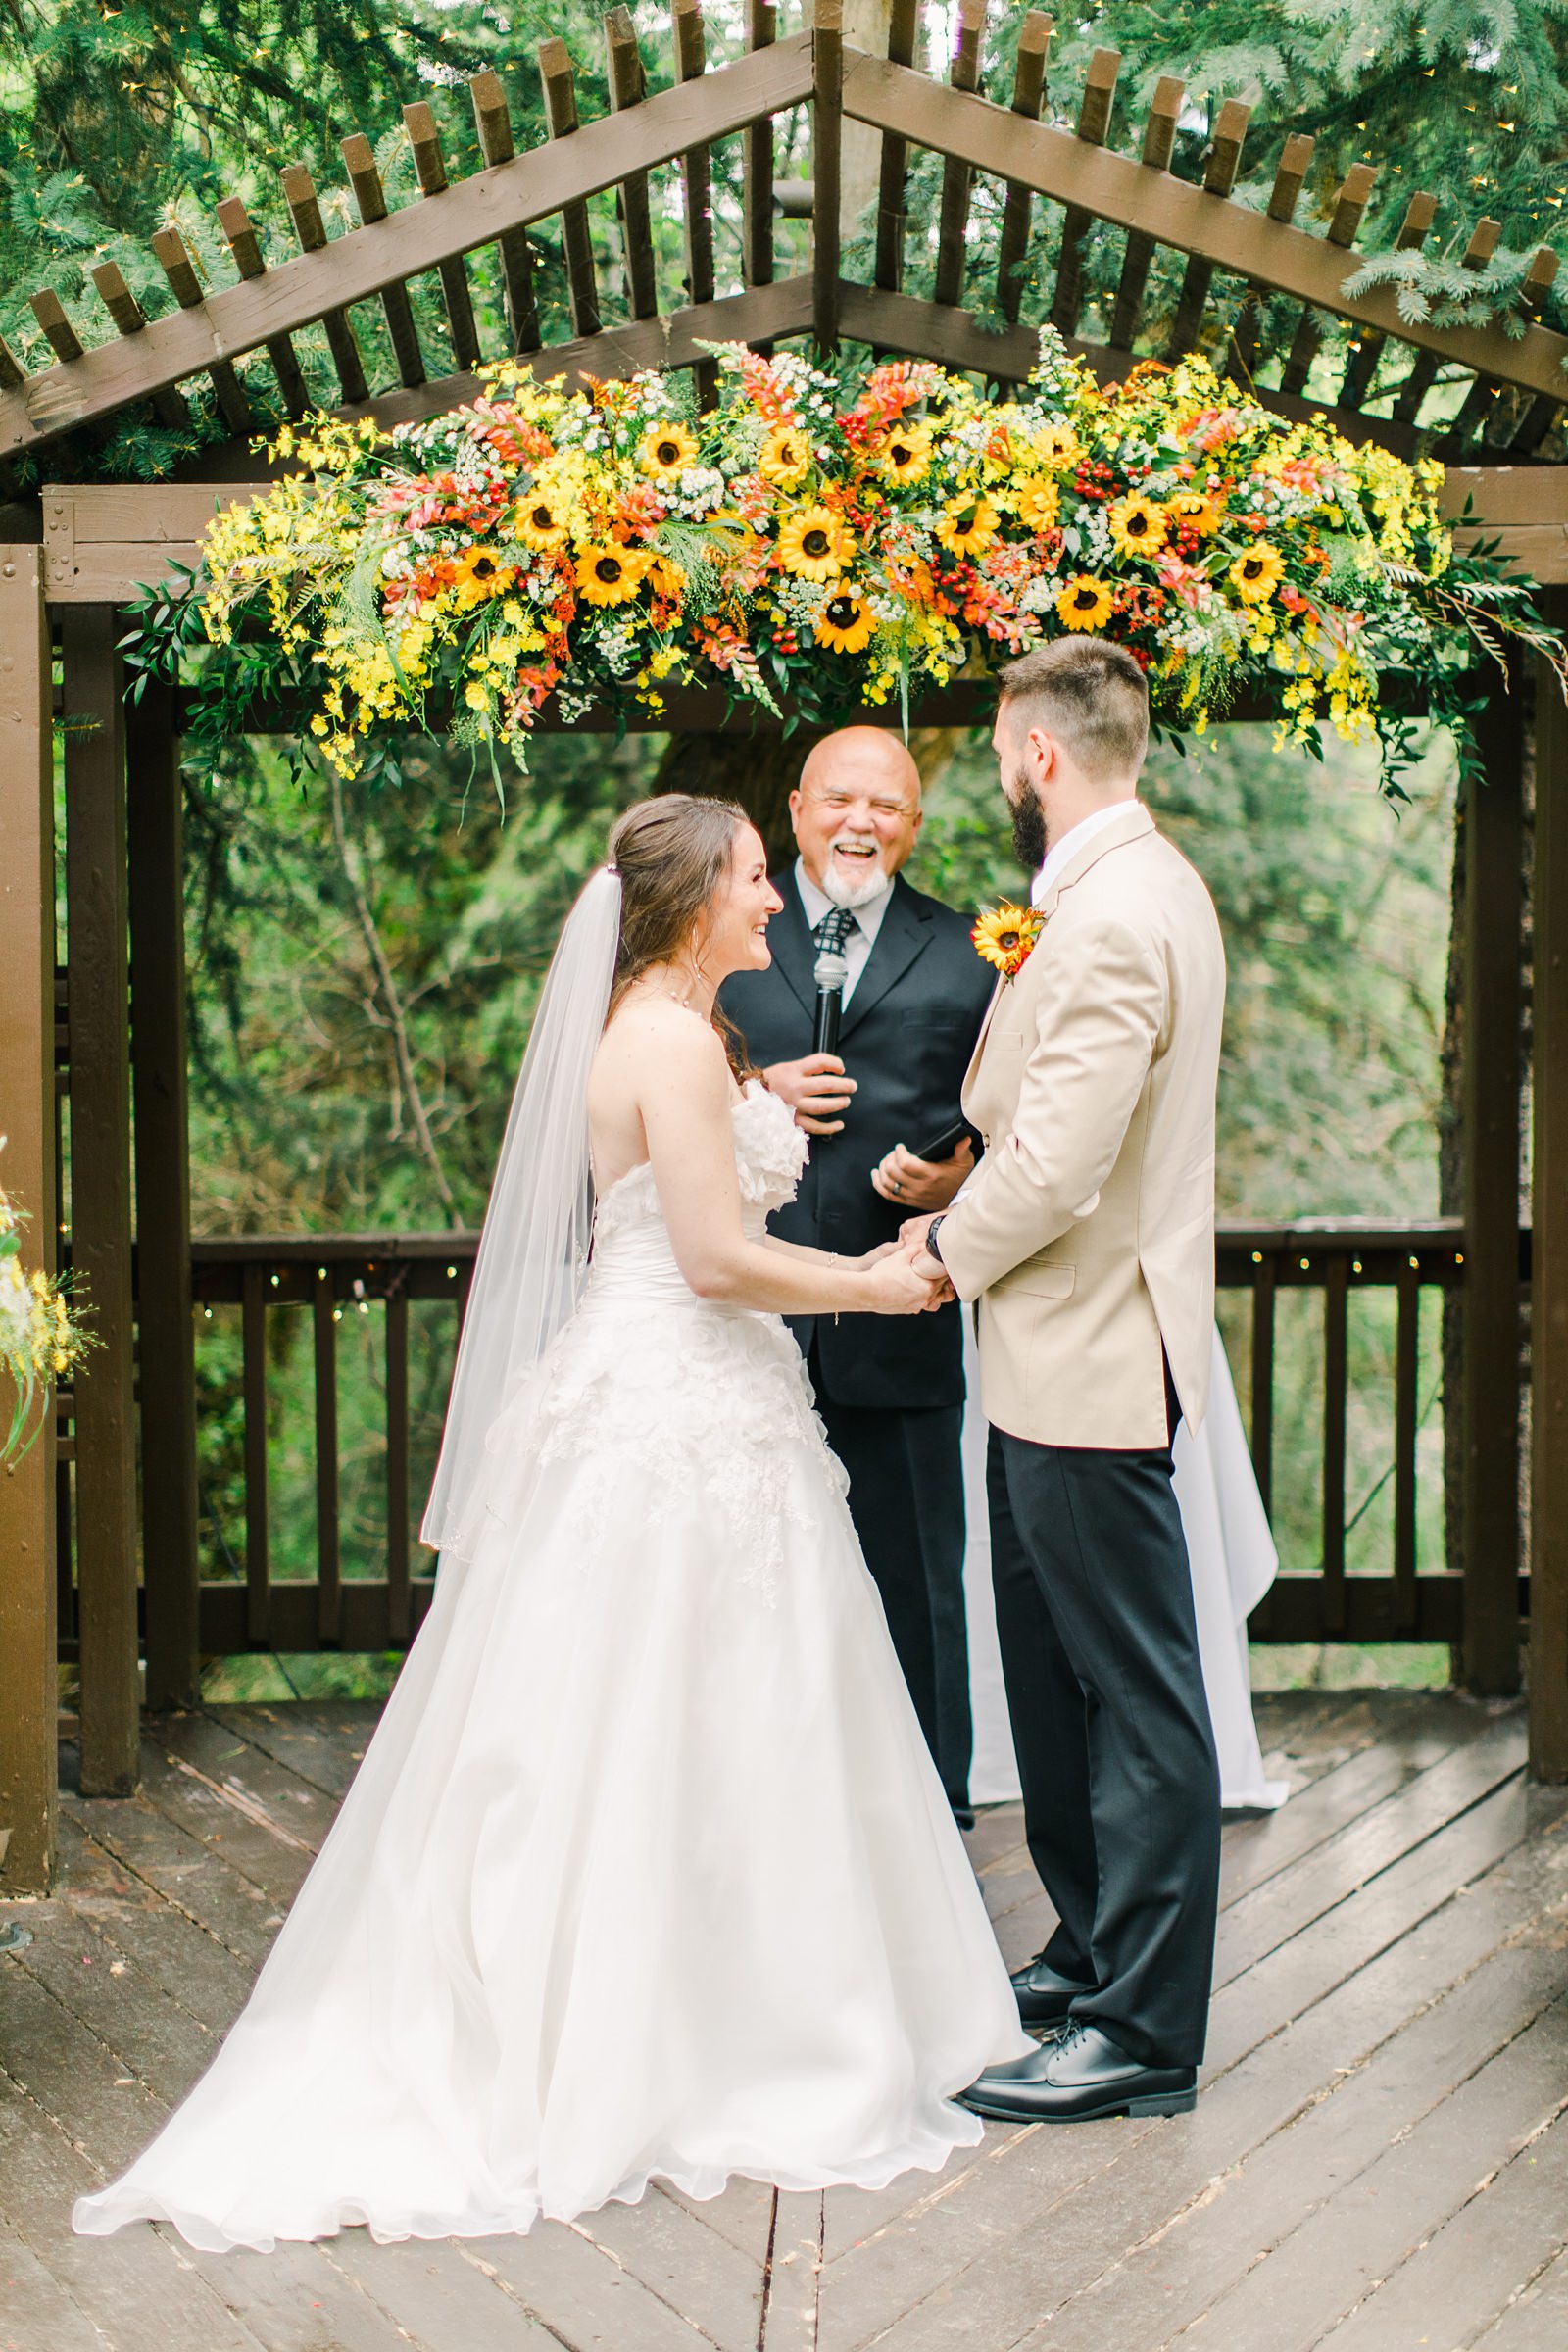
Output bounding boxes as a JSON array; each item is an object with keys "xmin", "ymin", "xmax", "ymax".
[{"xmin": 3, "ymin": 1691, "xmax": 1568, "ymax": 2352}]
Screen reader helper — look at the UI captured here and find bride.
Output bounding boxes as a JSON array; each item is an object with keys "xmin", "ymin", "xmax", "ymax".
[{"xmin": 74, "ymin": 794, "xmax": 1030, "ymax": 2254}]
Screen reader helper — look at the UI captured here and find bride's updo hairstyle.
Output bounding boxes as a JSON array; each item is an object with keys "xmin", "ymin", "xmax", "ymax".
[{"xmin": 606, "ymin": 793, "xmax": 758, "ymax": 1075}]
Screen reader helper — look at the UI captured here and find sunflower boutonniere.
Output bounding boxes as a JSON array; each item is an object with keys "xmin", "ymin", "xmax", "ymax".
[{"xmin": 972, "ymin": 900, "xmax": 1045, "ymax": 980}]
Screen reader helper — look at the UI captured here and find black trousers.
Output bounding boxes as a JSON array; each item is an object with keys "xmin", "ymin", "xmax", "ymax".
[
  {"xmin": 809, "ymin": 1344, "xmax": 972, "ymax": 1811},
  {"xmin": 988, "ymin": 1391, "xmax": 1221, "ymax": 2069}
]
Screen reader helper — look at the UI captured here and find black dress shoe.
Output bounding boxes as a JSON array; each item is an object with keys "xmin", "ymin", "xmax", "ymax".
[
  {"xmin": 951, "ymin": 1803, "xmax": 976, "ymax": 1833},
  {"xmin": 1009, "ymin": 1956, "xmax": 1095, "ymax": 2031},
  {"xmin": 958, "ymin": 2023, "xmax": 1197, "ymax": 2124}
]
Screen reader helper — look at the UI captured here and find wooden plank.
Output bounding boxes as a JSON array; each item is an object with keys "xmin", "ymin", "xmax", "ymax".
[
  {"xmin": 471, "ymin": 2217, "xmax": 729, "ymax": 2351},
  {"xmin": 1278, "ymin": 162, "xmax": 1376, "ymax": 396},
  {"xmin": 761, "ymin": 2190, "xmax": 824, "ymax": 2350},
  {"xmin": 1462, "ymin": 680, "xmax": 1525, "ymax": 1696},
  {"xmin": 1050, "ymin": 46, "xmax": 1119, "ymax": 339},
  {"xmin": 324, "ymin": 2235, "xmax": 564, "ymax": 2348},
  {"xmin": 403, "ymin": 101, "xmax": 484, "ymax": 373},
  {"xmin": 1165, "ymin": 97, "xmax": 1252, "ymax": 358},
  {"xmin": 993, "ymin": 11, "xmax": 1051, "ymax": 327},
  {"xmin": 216, "ymin": 195, "xmax": 313, "ymax": 420},
  {"xmin": 313, "ymin": 1266, "xmax": 341, "ymax": 1646},
  {"xmin": 871, "ymin": 0, "xmax": 918, "ymax": 292},
  {"xmin": 385, "ymin": 1291, "xmax": 411, "ymax": 1642},
  {"xmin": 63, "ymin": 605, "xmax": 140, "ymax": 1800},
  {"xmin": 672, "ymin": 0, "xmax": 717, "ymax": 404},
  {"xmin": 607, "ymin": 9, "xmax": 661, "ymax": 320},
  {"xmin": 279, "ymin": 163, "xmax": 370, "ymax": 404},
  {"xmin": 1321, "ymin": 1250, "xmax": 1348, "ymax": 1635},
  {"xmin": 469, "ymin": 70, "xmax": 541, "ymax": 353},
  {"xmin": 1442, "ymin": 245, "xmax": 1560, "ymax": 456},
  {"xmin": 241, "ymin": 1262, "xmax": 269, "ymax": 1645},
  {"xmin": 743, "ymin": 0, "xmax": 777, "ymax": 292},
  {"xmin": 538, "ymin": 38, "xmax": 603, "ymax": 341},
  {"xmin": 836, "ymin": 54, "xmax": 1568, "ymax": 406},
  {"xmin": 1338, "ymin": 190, "xmax": 1436, "ymax": 408},
  {"xmin": 582, "ymin": 2185, "xmax": 770, "ymax": 2345},
  {"xmin": 159, "ymin": 1709, "xmax": 338, "ymax": 1853},
  {"xmin": 1474, "ymin": 2244, "xmax": 1568, "ymax": 2348},
  {"xmin": 202, "ymin": 1699, "xmax": 381, "ymax": 1800},
  {"xmin": 62, "ymin": 1779, "xmax": 284, "ymax": 1971},
  {"xmin": 89, "ymin": 263, "xmax": 189, "ymax": 431},
  {"xmin": 340, "ymin": 133, "xmax": 427, "ymax": 388},
  {"xmin": 1392, "ymin": 214, "xmax": 1501, "ymax": 424},
  {"xmin": 1230, "ymin": 128, "xmax": 1311, "ymax": 380},
  {"xmin": 1532, "ymin": 585, "xmax": 1568, "ymax": 1777},
  {"xmin": 1393, "ymin": 1255, "xmax": 1420, "ymax": 1632},
  {"xmin": 150, "ymin": 227, "xmax": 253, "ymax": 434},
  {"xmin": 813, "ymin": 0, "xmax": 843, "ymax": 351},
  {"xmin": 0, "ymin": 548, "xmax": 58, "ymax": 1894},
  {"xmin": 932, "ymin": 0, "xmax": 987, "ymax": 313},
  {"xmin": 46, "ymin": 1808, "xmax": 253, "ymax": 2031},
  {"xmin": 127, "ymin": 677, "xmax": 200, "ymax": 1711}
]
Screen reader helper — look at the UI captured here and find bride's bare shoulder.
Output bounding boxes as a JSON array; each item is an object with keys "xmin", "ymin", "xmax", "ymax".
[{"xmin": 594, "ymin": 998, "xmax": 731, "ymax": 1094}]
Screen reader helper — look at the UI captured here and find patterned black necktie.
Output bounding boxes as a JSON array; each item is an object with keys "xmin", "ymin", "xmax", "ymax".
[{"xmin": 812, "ymin": 906, "xmax": 858, "ymax": 956}]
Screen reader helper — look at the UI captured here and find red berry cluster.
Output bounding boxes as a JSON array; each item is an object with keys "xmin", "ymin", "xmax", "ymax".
[{"xmin": 1071, "ymin": 458, "xmax": 1118, "ymax": 503}]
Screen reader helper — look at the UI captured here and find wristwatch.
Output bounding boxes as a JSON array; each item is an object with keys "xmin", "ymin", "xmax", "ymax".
[{"xmin": 924, "ymin": 1215, "xmax": 948, "ymax": 1265}]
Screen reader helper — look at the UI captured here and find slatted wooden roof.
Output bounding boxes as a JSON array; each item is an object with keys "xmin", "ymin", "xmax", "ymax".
[{"xmin": 4, "ymin": 0, "xmax": 1566, "ymax": 485}]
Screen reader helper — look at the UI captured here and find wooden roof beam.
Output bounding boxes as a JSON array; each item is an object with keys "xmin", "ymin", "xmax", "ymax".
[
  {"xmin": 1050, "ymin": 46, "xmax": 1119, "ymax": 340},
  {"xmin": 1108, "ymin": 74, "xmax": 1183, "ymax": 352},
  {"xmin": 279, "ymin": 164, "xmax": 369, "ymax": 405},
  {"xmin": 1390, "ymin": 215, "xmax": 1499, "ymax": 423},
  {"xmin": 872, "ymin": 0, "xmax": 918, "ymax": 294},
  {"xmin": 538, "ymin": 39, "xmax": 603, "ymax": 341},
  {"xmin": 1444, "ymin": 243, "xmax": 1558, "ymax": 456},
  {"xmin": 150, "ymin": 228, "xmax": 253, "ymax": 434},
  {"xmin": 92, "ymin": 264, "xmax": 191, "ymax": 431},
  {"xmin": 1230, "ymin": 131, "xmax": 1312, "ymax": 381},
  {"xmin": 340, "ymin": 135, "xmax": 427, "ymax": 389},
  {"xmin": 469, "ymin": 73, "xmax": 540, "ymax": 354},
  {"xmin": 403, "ymin": 104, "xmax": 483, "ymax": 373},
  {"xmin": 1275, "ymin": 162, "xmax": 1375, "ymax": 395},
  {"xmin": 813, "ymin": 0, "xmax": 842, "ymax": 352},
  {"xmin": 1164, "ymin": 99, "xmax": 1252, "ymax": 359},
  {"xmin": 607, "ymin": 9, "xmax": 660, "ymax": 318},
  {"xmin": 1338, "ymin": 191, "xmax": 1436, "ymax": 410},
  {"xmin": 0, "ymin": 33, "xmax": 813, "ymax": 462},
  {"xmin": 836, "ymin": 50, "xmax": 1568, "ymax": 405},
  {"xmin": 933, "ymin": 0, "xmax": 988, "ymax": 312},
  {"xmin": 993, "ymin": 12, "xmax": 1052, "ymax": 328},
  {"xmin": 29, "ymin": 289, "xmax": 83, "ymax": 365},
  {"xmin": 216, "ymin": 196, "xmax": 312, "ymax": 420},
  {"xmin": 672, "ymin": 0, "xmax": 718, "ymax": 402}
]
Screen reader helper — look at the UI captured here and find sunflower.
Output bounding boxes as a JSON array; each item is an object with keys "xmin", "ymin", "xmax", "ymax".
[
  {"xmin": 450, "ymin": 547, "xmax": 515, "ymax": 607},
  {"xmin": 1167, "ymin": 488, "xmax": 1220, "ymax": 538},
  {"xmin": 638, "ymin": 421, "xmax": 699, "ymax": 480},
  {"xmin": 1014, "ymin": 478, "xmax": 1060, "ymax": 533},
  {"xmin": 515, "ymin": 494, "xmax": 569, "ymax": 551},
  {"xmin": 972, "ymin": 901, "xmax": 1045, "ymax": 978},
  {"xmin": 1055, "ymin": 575, "xmax": 1115, "ymax": 632},
  {"xmin": 813, "ymin": 587, "xmax": 876, "ymax": 654},
  {"xmin": 647, "ymin": 553, "xmax": 687, "ymax": 605},
  {"xmin": 1030, "ymin": 423, "xmax": 1083, "ymax": 471},
  {"xmin": 574, "ymin": 542, "xmax": 650, "ymax": 607},
  {"xmin": 1230, "ymin": 542, "xmax": 1285, "ymax": 604},
  {"xmin": 1107, "ymin": 495, "xmax": 1168, "ymax": 559},
  {"xmin": 875, "ymin": 426, "xmax": 932, "ymax": 485},
  {"xmin": 776, "ymin": 505, "xmax": 850, "ymax": 581},
  {"xmin": 759, "ymin": 424, "xmax": 812, "ymax": 487},
  {"xmin": 935, "ymin": 496, "xmax": 1001, "ymax": 559}
]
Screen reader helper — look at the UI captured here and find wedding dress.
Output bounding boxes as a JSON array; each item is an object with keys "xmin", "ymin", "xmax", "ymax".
[{"xmin": 74, "ymin": 1079, "xmax": 1028, "ymax": 2254}]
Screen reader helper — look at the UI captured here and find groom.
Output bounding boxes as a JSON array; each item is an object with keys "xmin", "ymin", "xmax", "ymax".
[{"xmin": 903, "ymin": 637, "xmax": 1226, "ymax": 2125}]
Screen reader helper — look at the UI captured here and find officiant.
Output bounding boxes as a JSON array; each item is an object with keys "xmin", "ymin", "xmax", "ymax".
[{"xmin": 719, "ymin": 729, "xmax": 994, "ymax": 1824}]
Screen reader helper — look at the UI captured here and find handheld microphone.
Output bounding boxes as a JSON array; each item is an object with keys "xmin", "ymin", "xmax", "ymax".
[{"xmin": 812, "ymin": 948, "xmax": 849, "ymax": 1057}]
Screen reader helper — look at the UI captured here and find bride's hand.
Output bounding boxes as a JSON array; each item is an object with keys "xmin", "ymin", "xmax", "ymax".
[
  {"xmin": 856, "ymin": 1242, "xmax": 898, "ymax": 1269},
  {"xmin": 860, "ymin": 1251, "xmax": 952, "ymax": 1316}
]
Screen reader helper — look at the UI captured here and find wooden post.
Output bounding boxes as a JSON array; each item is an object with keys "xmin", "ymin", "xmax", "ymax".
[
  {"xmin": 1460, "ymin": 678, "xmax": 1525, "ymax": 1695},
  {"xmin": 127, "ymin": 678, "xmax": 199, "ymax": 1710},
  {"xmin": 0, "ymin": 550, "xmax": 59, "ymax": 1892},
  {"xmin": 1531, "ymin": 593, "xmax": 1568, "ymax": 1778},
  {"xmin": 812, "ymin": 0, "xmax": 843, "ymax": 352},
  {"xmin": 62, "ymin": 605, "xmax": 140, "ymax": 1794}
]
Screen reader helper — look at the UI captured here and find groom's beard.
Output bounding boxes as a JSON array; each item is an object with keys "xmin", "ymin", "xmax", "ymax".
[{"xmin": 1008, "ymin": 781, "xmax": 1048, "ymax": 874}]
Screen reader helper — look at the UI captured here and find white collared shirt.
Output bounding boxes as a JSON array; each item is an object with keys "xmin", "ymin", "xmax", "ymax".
[
  {"xmin": 794, "ymin": 856, "xmax": 894, "ymax": 1005},
  {"xmin": 1031, "ymin": 798, "xmax": 1141, "ymax": 907}
]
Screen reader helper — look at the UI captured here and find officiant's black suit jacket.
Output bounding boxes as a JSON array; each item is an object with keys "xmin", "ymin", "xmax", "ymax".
[{"xmin": 719, "ymin": 869, "xmax": 995, "ymax": 1409}]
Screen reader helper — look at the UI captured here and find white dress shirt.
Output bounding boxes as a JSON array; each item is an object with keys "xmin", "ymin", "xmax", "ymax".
[
  {"xmin": 794, "ymin": 857, "xmax": 894, "ymax": 1005},
  {"xmin": 1030, "ymin": 798, "xmax": 1142, "ymax": 907}
]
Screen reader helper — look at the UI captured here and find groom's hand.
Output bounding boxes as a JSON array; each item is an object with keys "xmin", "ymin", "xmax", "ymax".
[
  {"xmin": 898, "ymin": 1212, "xmax": 947, "ymax": 1288},
  {"xmin": 765, "ymin": 1054, "xmax": 856, "ymax": 1136},
  {"xmin": 871, "ymin": 1136, "xmax": 974, "ymax": 1211}
]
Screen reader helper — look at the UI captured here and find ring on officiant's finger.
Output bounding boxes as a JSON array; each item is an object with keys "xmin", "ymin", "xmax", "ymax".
[{"xmin": 892, "ymin": 1178, "xmax": 902, "ymax": 1194}]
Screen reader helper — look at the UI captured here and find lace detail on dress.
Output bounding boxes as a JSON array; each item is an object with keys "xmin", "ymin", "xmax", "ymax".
[{"xmin": 467, "ymin": 1080, "xmax": 842, "ymax": 1602}]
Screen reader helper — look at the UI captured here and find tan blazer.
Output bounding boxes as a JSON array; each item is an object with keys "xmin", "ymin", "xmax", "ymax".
[{"xmin": 937, "ymin": 801, "xmax": 1225, "ymax": 1450}]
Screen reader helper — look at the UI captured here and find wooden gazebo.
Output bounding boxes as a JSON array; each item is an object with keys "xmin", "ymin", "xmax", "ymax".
[{"xmin": 2, "ymin": 0, "xmax": 1566, "ymax": 1896}]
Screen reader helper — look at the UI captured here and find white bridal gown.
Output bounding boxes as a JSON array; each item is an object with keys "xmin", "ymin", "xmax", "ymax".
[{"xmin": 74, "ymin": 1082, "xmax": 1028, "ymax": 2254}]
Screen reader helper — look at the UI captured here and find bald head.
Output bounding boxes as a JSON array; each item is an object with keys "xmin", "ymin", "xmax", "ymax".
[{"xmin": 791, "ymin": 728, "xmax": 923, "ymax": 906}]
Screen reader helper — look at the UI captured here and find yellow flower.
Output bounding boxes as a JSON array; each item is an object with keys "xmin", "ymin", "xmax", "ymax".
[
  {"xmin": 647, "ymin": 553, "xmax": 687, "ymax": 604},
  {"xmin": 776, "ymin": 505, "xmax": 850, "ymax": 581},
  {"xmin": 1014, "ymin": 479, "xmax": 1060, "ymax": 532},
  {"xmin": 972, "ymin": 901, "xmax": 1044, "ymax": 978},
  {"xmin": 1167, "ymin": 489, "xmax": 1221, "ymax": 538},
  {"xmin": 1107, "ymin": 495, "xmax": 1167, "ymax": 558},
  {"xmin": 813, "ymin": 588, "xmax": 876, "ymax": 654},
  {"xmin": 515, "ymin": 494, "xmax": 570, "ymax": 551},
  {"xmin": 450, "ymin": 548, "xmax": 514, "ymax": 607},
  {"xmin": 935, "ymin": 496, "xmax": 1001, "ymax": 559},
  {"xmin": 875, "ymin": 426, "xmax": 932, "ymax": 485},
  {"xmin": 1230, "ymin": 542, "xmax": 1285, "ymax": 604},
  {"xmin": 465, "ymin": 681, "xmax": 490, "ymax": 710},
  {"xmin": 639, "ymin": 421, "xmax": 699, "ymax": 480},
  {"xmin": 759, "ymin": 425, "xmax": 812, "ymax": 487},
  {"xmin": 574, "ymin": 543, "xmax": 650, "ymax": 606},
  {"xmin": 1030, "ymin": 423, "xmax": 1083, "ymax": 471},
  {"xmin": 1055, "ymin": 576, "xmax": 1115, "ymax": 631}
]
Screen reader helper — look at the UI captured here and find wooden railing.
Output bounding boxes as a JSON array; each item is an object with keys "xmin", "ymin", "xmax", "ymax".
[{"xmin": 53, "ymin": 1218, "xmax": 1490, "ymax": 1660}]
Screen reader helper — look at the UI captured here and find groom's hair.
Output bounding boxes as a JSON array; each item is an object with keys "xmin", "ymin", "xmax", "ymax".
[{"xmin": 998, "ymin": 638, "xmax": 1149, "ymax": 781}]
